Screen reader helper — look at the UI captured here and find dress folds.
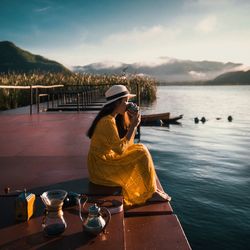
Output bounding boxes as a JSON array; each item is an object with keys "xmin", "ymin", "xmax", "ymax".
[{"xmin": 87, "ymin": 115, "xmax": 157, "ymax": 206}]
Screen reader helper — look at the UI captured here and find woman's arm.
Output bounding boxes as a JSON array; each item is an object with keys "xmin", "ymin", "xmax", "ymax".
[
  {"xmin": 96, "ymin": 114, "xmax": 140, "ymax": 155},
  {"xmin": 100, "ymin": 117, "xmax": 131, "ymax": 154},
  {"xmin": 126, "ymin": 111, "xmax": 141, "ymax": 141}
]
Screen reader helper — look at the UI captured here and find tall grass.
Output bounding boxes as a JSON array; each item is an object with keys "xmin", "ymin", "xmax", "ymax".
[{"xmin": 0, "ymin": 72, "xmax": 157, "ymax": 110}]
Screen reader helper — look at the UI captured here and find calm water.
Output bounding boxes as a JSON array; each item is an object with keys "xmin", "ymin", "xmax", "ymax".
[{"xmin": 140, "ymin": 86, "xmax": 250, "ymax": 250}]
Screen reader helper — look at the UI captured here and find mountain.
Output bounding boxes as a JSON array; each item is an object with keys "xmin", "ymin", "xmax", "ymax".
[
  {"xmin": 0, "ymin": 41, "xmax": 70, "ymax": 73},
  {"xmin": 210, "ymin": 70, "xmax": 250, "ymax": 84},
  {"xmin": 73, "ymin": 59, "xmax": 242, "ymax": 82}
]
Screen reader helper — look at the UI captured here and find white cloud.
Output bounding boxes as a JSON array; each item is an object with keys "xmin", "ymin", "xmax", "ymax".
[
  {"xmin": 195, "ymin": 15, "xmax": 217, "ymax": 33},
  {"xmin": 184, "ymin": 0, "xmax": 235, "ymax": 8},
  {"xmin": 230, "ymin": 64, "xmax": 250, "ymax": 71},
  {"xmin": 103, "ymin": 25, "xmax": 180, "ymax": 45},
  {"xmin": 36, "ymin": 4, "xmax": 250, "ymax": 67},
  {"xmin": 189, "ymin": 71, "xmax": 207, "ymax": 79},
  {"xmin": 91, "ymin": 61, "xmax": 124, "ymax": 69},
  {"xmin": 34, "ymin": 6, "xmax": 51, "ymax": 12}
]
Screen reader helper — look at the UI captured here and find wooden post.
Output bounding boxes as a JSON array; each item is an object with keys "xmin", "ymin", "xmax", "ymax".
[
  {"xmin": 57, "ymin": 92, "xmax": 59, "ymax": 106},
  {"xmin": 47, "ymin": 94, "xmax": 50, "ymax": 110},
  {"xmin": 35, "ymin": 88, "xmax": 39, "ymax": 113},
  {"xmin": 136, "ymin": 82, "xmax": 141, "ymax": 106},
  {"xmin": 63, "ymin": 93, "xmax": 66, "ymax": 104},
  {"xmin": 36, "ymin": 88, "xmax": 39, "ymax": 113},
  {"xmin": 136, "ymin": 83, "xmax": 141, "ymax": 141},
  {"xmin": 30, "ymin": 85, "xmax": 33, "ymax": 115},
  {"xmin": 82, "ymin": 92, "xmax": 84, "ymax": 110},
  {"xmin": 52, "ymin": 88, "xmax": 54, "ymax": 108},
  {"xmin": 77, "ymin": 93, "xmax": 80, "ymax": 112}
]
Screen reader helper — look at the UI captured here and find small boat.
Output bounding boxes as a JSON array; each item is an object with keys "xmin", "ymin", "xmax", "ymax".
[
  {"xmin": 141, "ymin": 113, "xmax": 183, "ymax": 126},
  {"xmin": 141, "ymin": 112, "xmax": 170, "ymax": 122},
  {"xmin": 166, "ymin": 114, "xmax": 183, "ymax": 124}
]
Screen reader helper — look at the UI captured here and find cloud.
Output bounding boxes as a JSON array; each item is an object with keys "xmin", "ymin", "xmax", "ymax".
[
  {"xmin": 86, "ymin": 24, "xmax": 182, "ymax": 64},
  {"xmin": 34, "ymin": 6, "xmax": 51, "ymax": 12},
  {"xmin": 189, "ymin": 70, "xmax": 207, "ymax": 79},
  {"xmin": 230, "ymin": 64, "xmax": 250, "ymax": 71},
  {"xmin": 184, "ymin": 0, "xmax": 234, "ymax": 8},
  {"xmin": 195, "ymin": 15, "xmax": 217, "ymax": 33},
  {"xmin": 36, "ymin": 2, "xmax": 250, "ymax": 67},
  {"xmin": 103, "ymin": 25, "xmax": 180, "ymax": 45},
  {"xmin": 91, "ymin": 61, "xmax": 124, "ymax": 69}
]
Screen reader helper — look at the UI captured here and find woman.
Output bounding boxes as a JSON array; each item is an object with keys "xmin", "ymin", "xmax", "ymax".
[{"xmin": 87, "ymin": 85, "xmax": 171, "ymax": 206}]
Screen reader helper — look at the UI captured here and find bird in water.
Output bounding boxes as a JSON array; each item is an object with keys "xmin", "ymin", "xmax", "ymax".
[{"xmin": 200, "ymin": 117, "xmax": 206, "ymax": 123}]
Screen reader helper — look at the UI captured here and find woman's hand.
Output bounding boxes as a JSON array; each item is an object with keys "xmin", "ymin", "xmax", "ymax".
[
  {"xmin": 125, "ymin": 110, "xmax": 141, "ymax": 141},
  {"xmin": 128, "ymin": 110, "xmax": 141, "ymax": 128}
]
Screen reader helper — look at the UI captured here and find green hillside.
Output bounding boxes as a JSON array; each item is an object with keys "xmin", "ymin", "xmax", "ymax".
[
  {"xmin": 0, "ymin": 41, "xmax": 70, "ymax": 73},
  {"xmin": 211, "ymin": 70, "xmax": 250, "ymax": 84}
]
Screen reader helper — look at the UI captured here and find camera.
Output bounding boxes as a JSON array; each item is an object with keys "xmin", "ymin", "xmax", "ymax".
[{"xmin": 126, "ymin": 102, "xmax": 139, "ymax": 112}]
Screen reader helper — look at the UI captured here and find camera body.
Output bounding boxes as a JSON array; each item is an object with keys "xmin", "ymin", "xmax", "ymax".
[{"xmin": 126, "ymin": 102, "xmax": 139, "ymax": 112}]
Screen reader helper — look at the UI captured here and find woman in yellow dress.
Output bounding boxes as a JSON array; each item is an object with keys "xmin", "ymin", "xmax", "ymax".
[{"xmin": 87, "ymin": 85, "xmax": 171, "ymax": 206}]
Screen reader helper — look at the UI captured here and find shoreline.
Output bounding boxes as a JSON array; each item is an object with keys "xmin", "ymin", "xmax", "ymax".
[{"xmin": 157, "ymin": 82, "xmax": 250, "ymax": 86}]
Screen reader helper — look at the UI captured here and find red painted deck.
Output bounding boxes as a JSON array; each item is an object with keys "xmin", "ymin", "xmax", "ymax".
[
  {"xmin": 0, "ymin": 112, "xmax": 191, "ymax": 249},
  {"xmin": 0, "ymin": 113, "xmax": 94, "ymax": 192}
]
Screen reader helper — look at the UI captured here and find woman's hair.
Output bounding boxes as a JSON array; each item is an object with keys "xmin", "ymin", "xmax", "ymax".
[
  {"xmin": 87, "ymin": 98, "xmax": 130, "ymax": 138},
  {"xmin": 116, "ymin": 112, "xmax": 130, "ymax": 138}
]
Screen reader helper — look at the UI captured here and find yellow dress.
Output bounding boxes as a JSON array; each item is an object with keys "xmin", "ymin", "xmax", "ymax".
[{"xmin": 87, "ymin": 115, "xmax": 157, "ymax": 206}]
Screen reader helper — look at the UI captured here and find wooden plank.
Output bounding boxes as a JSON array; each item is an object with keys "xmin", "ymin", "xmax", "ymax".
[
  {"xmin": 0, "ymin": 113, "xmax": 190, "ymax": 249},
  {"xmin": 125, "ymin": 201, "xmax": 173, "ymax": 216},
  {"xmin": 57, "ymin": 103, "xmax": 103, "ymax": 107},
  {"xmin": 0, "ymin": 196, "xmax": 125, "ymax": 250},
  {"xmin": 47, "ymin": 106, "xmax": 102, "ymax": 111},
  {"xmin": 125, "ymin": 214, "xmax": 191, "ymax": 250}
]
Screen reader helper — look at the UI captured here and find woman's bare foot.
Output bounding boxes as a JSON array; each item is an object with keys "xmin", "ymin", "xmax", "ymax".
[{"xmin": 148, "ymin": 191, "xmax": 171, "ymax": 202}]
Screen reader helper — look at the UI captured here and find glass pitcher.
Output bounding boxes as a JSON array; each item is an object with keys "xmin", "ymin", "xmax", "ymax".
[{"xmin": 40, "ymin": 190, "xmax": 67, "ymax": 236}]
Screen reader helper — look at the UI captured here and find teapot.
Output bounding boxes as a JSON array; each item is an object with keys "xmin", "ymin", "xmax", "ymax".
[{"xmin": 78, "ymin": 198, "xmax": 111, "ymax": 235}]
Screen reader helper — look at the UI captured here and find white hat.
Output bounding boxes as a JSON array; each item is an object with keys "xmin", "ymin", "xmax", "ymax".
[{"xmin": 104, "ymin": 85, "xmax": 136, "ymax": 105}]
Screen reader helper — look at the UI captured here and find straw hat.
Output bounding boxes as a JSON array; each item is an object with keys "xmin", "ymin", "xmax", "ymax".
[{"xmin": 104, "ymin": 85, "xmax": 136, "ymax": 105}]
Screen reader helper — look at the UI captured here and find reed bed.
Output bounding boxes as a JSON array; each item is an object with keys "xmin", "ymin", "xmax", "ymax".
[{"xmin": 0, "ymin": 72, "xmax": 157, "ymax": 110}]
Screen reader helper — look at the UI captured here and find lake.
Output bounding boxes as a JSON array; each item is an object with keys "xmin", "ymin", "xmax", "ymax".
[{"xmin": 140, "ymin": 85, "xmax": 250, "ymax": 250}]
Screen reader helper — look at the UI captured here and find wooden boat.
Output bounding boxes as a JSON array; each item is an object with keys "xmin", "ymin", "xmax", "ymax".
[
  {"xmin": 141, "ymin": 113, "xmax": 183, "ymax": 126},
  {"xmin": 166, "ymin": 114, "xmax": 183, "ymax": 124},
  {"xmin": 141, "ymin": 112, "xmax": 170, "ymax": 122}
]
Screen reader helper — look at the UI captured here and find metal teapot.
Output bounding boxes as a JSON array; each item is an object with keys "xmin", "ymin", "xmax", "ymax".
[{"xmin": 79, "ymin": 199, "xmax": 111, "ymax": 235}]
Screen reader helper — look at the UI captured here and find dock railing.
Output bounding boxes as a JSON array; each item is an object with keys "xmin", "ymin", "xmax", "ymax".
[
  {"xmin": 0, "ymin": 85, "xmax": 64, "ymax": 115},
  {"xmin": 0, "ymin": 83, "xmax": 141, "ymax": 114},
  {"xmin": 56, "ymin": 84, "xmax": 105, "ymax": 111}
]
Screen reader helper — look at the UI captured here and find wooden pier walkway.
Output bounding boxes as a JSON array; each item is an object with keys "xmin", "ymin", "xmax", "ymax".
[{"xmin": 0, "ymin": 112, "xmax": 191, "ymax": 249}]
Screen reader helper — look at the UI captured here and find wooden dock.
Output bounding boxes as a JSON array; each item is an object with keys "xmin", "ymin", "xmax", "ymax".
[{"xmin": 0, "ymin": 112, "xmax": 191, "ymax": 249}]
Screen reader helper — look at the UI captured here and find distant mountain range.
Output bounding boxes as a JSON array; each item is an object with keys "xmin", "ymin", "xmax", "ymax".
[
  {"xmin": 210, "ymin": 70, "xmax": 250, "ymax": 84},
  {"xmin": 73, "ymin": 60, "xmax": 244, "ymax": 83},
  {"xmin": 1, "ymin": 41, "xmax": 249, "ymax": 84},
  {"xmin": 0, "ymin": 41, "xmax": 69, "ymax": 73}
]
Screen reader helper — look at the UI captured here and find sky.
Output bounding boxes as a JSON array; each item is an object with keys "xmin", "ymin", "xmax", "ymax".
[{"xmin": 1, "ymin": 0, "xmax": 250, "ymax": 68}]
